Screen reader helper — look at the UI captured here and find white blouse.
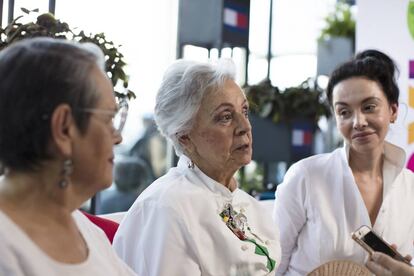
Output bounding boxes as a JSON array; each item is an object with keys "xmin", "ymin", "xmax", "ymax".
[
  {"xmin": 0, "ymin": 210, "xmax": 136, "ymax": 276},
  {"xmin": 273, "ymin": 142, "xmax": 414, "ymax": 276},
  {"xmin": 113, "ymin": 155, "xmax": 281, "ymax": 276}
]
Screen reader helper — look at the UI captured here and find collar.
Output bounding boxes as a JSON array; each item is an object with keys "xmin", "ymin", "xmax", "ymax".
[
  {"xmin": 177, "ymin": 155, "xmax": 236, "ymax": 200},
  {"xmin": 341, "ymin": 141, "xmax": 406, "ymax": 190},
  {"xmin": 342, "ymin": 141, "xmax": 406, "ymax": 169}
]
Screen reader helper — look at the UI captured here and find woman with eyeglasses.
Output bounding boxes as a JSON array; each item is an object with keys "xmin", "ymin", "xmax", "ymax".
[{"xmin": 0, "ymin": 37, "xmax": 135, "ymax": 275}]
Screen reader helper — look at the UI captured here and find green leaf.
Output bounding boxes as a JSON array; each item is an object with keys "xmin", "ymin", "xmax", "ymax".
[
  {"xmin": 0, "ymin": 9, "xmax": 134, "ymax": 105},
  {"xmin": 267, "ymin": 258, "xmax": 276, "ymax": 272},
  {"xmin": 245, "ymin": 239, "xmax": 276, "ymax": 272},
  {"xmin": 21, "ymin": 8, "xmax": 31, "ymax": 14},
  {"xmin": 254, "ymin": 243, "xmax": 269, "ymax": 256},
  {"xmin": 319, "ymin": 1, "xmax": 355, "ymax": 41}
]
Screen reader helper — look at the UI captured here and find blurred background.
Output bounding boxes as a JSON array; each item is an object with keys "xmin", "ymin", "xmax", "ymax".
[{"xmin": 3, "ymin": 0, "xmax": 413, "ymax": 213}]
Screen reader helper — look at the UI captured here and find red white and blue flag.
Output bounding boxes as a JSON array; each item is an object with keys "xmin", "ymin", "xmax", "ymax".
[
  {"xmin": 291, "ymin": 122, "xmax": 314, "ymax": 161},
  {"xmin": 223, "ymin": 6, "xmax": 248, "ymax": 31},
  {"xmin": 292, "ymin": 129, "xmax": 313, "ymax": 146}
]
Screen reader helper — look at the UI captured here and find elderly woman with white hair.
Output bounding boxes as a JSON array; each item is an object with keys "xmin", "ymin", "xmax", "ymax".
[{"xmin": 113, "ymin": 59, "xmax": 281, "ymax": 276}]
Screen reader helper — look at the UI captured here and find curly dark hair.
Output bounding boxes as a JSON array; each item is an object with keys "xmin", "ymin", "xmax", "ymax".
[{"xmin": 326, "ymin": 49, "xmax": 399, "ymax": 106}]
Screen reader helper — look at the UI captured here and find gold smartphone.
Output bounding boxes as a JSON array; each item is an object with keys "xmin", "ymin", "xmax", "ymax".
[{"xmin": 351, "ymin": 225, "xmax": 411, "ymax": 265}]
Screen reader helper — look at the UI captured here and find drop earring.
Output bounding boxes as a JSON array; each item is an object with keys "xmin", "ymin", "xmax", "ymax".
[{"xmin": 58, "ymin": 159, "xmax": 73, "ymax": 188}]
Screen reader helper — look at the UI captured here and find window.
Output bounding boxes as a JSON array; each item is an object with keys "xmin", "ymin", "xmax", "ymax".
[{"xmin": 249, "ymin": 0, "xmax": 335, "ymax": 88}]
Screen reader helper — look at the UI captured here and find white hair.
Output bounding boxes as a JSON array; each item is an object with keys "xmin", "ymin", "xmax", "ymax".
[
  {"xmin": 78, "ymin": 42, "xmax": 106, "ymax": 71},
  {"xmin": 154, "ymin": 58, "xmax": 236, "ymax": 156}
]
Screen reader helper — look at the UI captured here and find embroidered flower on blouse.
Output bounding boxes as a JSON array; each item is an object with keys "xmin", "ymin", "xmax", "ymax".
[{"xmin": 219, "ymin": 202, "xmax": 276, "ymax": 272}]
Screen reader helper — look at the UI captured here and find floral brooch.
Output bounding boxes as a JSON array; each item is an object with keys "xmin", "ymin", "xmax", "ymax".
[{"xmin": 219, "ymin": 202, "xmax": 276, "ymax": 272}]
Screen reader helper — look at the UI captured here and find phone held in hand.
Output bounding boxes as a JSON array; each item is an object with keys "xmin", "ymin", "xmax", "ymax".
[{"xmin": 351, "ymin": 225, "xmax": 411, "ymax": 266}]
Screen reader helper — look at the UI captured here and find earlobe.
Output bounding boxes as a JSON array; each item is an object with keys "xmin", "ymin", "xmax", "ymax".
[
  {"xmin": 178, "ymin": 134, "xmax": 190, "ymax": 147},
  {"xmin": 178, "ymin": 134, "xmax": 193, "ymax": 154},
  {"xmin": 50, "ymin": 104, "xmax": 75, "ymax": 157}
]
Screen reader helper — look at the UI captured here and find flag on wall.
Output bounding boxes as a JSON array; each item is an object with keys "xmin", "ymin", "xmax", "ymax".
[
  {"xmin": 292, "ymin": 129, "xmax": 313, "ymax": 146},
  {"xmin": 223, "ymin": 7, "xmax": 248, "ymax": 30},
  {"xmin": 221, "ymin": 0, "xmax": 250, "ymax": 48},
  {"xmin": 290, "ymin": 121, "xmax": 314, "ymax": 162}
]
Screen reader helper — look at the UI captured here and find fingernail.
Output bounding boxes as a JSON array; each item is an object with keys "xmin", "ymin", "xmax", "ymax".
[{"xmin": 371, "ymin": 252, "xmax": 379, "ymax": 261}]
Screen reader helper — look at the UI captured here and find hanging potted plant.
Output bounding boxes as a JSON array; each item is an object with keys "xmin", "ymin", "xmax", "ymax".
[
  {"xmin": 244, "ymin": 78, "xmax": 331, "ymax": 163},
  {"xmin": 317, "ymin": 1, "xmax": 356, "ymax": 76},
  {"xmin": 245, "ymin": 78, "xmax": 331, "ymax": 124},
  {"xmin": 0, "ymin": 8, "xmax": 135, "ymax": 101}
]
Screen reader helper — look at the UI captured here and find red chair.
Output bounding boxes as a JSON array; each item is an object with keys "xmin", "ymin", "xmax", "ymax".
[{"xmin": 82, "ymin": 211, "xmax": 119, "ymax": 244}]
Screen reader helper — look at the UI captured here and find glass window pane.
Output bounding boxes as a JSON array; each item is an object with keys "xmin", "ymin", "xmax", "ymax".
[
  {"xmin": 249, "ymin": 0, "xmax": 270, "ymax": 55},
  {"xmin": 4, "ymin": 0, "xmax": 48, "ymax": 27},
  {"xmin": 248, "ymin": 55, "xmax": 268, "ymax": 85},
  {"xmin": 183, "ymin": 45, "xmax": 209, "ymax": 61},
  {"xmin": 56, "ymin": 0, "xmax": 179, "ymax": 149},
  {"xmin": 220, "ymin": 47, "xmax": 233, "ymax": 58},
  {"xmin": 270, "ymin": 54, "xmax": 316, "ymax": 89},
  {"xmin": 271, "ymin": 0, "xmax": 335, "ymax": 55},
  {"xmin": 54, "ymin": 1, "xmax": 179, "ymax": 213},
  {"xmin": 233, "ymin": 47, "xmax": 247, "ymax": 85},
  {"xmin": 209, "ymin": 48, "xmax": 219, "ymax": 60},
  {"xmin": 13, "ymin": 0, "xmax": 49, "ymax": 18}
]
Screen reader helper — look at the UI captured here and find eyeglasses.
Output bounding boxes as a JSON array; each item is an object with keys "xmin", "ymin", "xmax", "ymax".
[{"xmin": 79, "ymin": 99, "xmax": 129, "ymax": 134}]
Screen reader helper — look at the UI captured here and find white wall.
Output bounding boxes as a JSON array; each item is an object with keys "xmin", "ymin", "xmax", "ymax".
[{"xmin": 357, "ymin": 0, "xmax": 414, "ymax": 168}]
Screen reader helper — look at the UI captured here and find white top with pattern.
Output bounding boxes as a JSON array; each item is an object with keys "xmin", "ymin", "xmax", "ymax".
[{"xmin": 114, "ymin": 155, "xmax": 281, "ymax": 276}]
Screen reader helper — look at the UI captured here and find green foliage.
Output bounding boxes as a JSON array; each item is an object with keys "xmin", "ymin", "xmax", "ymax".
[
  {"xmin": 236, "ymin": 163, "xmax": 264, "ymax": 194},
  {"xmin": 319, "ymin": 1, "xmax": 355, "ymax": 41},
  {"xmin": 245, "ymin": 79, "xmax": 331, "ymax": 124},
  {"xmin": 0, "ymin": 8, "xmax": 135, "ymax": 101}
]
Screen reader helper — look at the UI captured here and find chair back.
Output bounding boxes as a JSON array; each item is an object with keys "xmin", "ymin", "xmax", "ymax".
[{"xmin": 82, "ymin": 211, "xmax": 119, "ymax": 244}]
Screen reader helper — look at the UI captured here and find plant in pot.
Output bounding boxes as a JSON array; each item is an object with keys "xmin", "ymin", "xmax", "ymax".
[
  {"xmin": 280, "ymin": 79, "xmax": 331, "ymax": 124},
  {"xmin": 245, "ymin": 78, "xmax": 331, "ymax": 125},
  {"xmin": 317, "ymin": 1, "xmax": 356, "ymax": 76},
  {"xmin": 243, "ymin": 79, "xmax": 331, "ymax": 195},
  {"xmin": 319, "ymin": 1, "xmax": 355, "ymax": 44},
  {"xmin": 0, "ymin": 8, "xmax": 135, "ymax": 101}
]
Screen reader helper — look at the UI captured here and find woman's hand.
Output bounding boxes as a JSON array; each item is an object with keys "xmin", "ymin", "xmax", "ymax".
[{"xmin": 366, "ymin": 252, "xmax": 414, "ymax": 276}]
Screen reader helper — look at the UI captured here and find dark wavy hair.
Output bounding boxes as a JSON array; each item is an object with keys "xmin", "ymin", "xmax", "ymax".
[
  {"xmin": 0, "ymin": 37, "xmax": 103, "ymax": 171},
  {"xmin": 326, "ymin": 49, "xmax": 399, "ymax": 106}
]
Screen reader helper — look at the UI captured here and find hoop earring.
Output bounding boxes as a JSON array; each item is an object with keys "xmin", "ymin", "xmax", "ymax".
[
  {"xmin": 187, "ymin": 160, "xmax": 195, "ymax": 169},
  {"xmin": 59, "ymin": 159, "xmax": 73, "ymax": 188}
]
